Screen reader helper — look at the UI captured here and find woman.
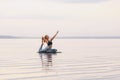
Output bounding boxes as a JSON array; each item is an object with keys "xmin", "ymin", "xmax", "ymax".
[{"xmin": 39, "ymin": 31, "xmax": 59, "ymax": 53}]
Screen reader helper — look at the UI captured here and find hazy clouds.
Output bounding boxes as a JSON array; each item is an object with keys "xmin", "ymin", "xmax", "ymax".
[
  {"xmin": 0, "ymin": 0, "xmax": 120, "ymax": 37},
  {"xmin": 52, "ymin": 0, "xmax": 107, "ymax": 3}
]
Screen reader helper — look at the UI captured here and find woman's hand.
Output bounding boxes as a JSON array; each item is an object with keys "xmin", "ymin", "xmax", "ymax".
[
  {"xmin": 56, "ymin": 31, "xmax": 59, "ymax": 34},
  {"xmin": 50, "ymin": 31, "xmax": 59, "ymax": 41}
]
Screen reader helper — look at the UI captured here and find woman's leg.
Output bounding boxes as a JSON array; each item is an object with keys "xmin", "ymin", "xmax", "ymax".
[{"xmin": 46, "ymin": 49, "xmax": 57, "ymax": 53}]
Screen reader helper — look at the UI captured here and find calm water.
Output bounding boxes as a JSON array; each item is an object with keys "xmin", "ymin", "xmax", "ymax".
[{"xmin": 0, "ymin": 39, "xmax": 120, "ymax": 80}]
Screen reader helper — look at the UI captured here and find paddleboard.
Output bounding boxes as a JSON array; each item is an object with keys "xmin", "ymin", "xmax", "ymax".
[{"xmin": 38, "ymin": 51, "xmax": 62, "ymax": 54}]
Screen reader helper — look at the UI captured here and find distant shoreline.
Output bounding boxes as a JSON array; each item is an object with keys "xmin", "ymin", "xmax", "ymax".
[{"xmin": 0, "ymin": 35, "xmax": 120, "ymax": 39}]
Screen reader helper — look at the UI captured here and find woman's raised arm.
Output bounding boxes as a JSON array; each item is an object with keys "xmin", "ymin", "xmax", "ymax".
[{"xmin": 50, "ymin": 31, "xmax": 59, "ymax": 41}]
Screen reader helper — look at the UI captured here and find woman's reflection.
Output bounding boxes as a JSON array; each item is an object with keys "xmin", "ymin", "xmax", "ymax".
[{"xmin": 39, "ymin": 53, "xmax": 56, "ymax": 70}]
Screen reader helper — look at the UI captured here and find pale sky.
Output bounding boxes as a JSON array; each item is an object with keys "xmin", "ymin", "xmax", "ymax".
[{"xmin": 0, "ymin": 0, "xmax": 120, "ymax": 37}]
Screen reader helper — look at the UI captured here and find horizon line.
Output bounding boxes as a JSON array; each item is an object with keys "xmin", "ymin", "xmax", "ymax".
[{"xmin": 0, "ymin": 35, "xmax": 120, "ymax": 39}]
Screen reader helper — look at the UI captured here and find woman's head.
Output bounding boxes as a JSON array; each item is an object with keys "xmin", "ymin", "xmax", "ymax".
[{"xmin": 44, "ymin": 35, "xmax": 49, "ymax": 40}]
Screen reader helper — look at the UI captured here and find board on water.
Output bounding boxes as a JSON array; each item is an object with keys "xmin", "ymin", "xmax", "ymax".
[{"xmin": 38, "ymin": 51, "xmax": 62, "ymax": 54}]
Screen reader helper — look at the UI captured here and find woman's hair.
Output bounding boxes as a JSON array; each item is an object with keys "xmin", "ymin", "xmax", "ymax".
[{"xmin": 44, "ymin": 35, "xmax": 49, "ymax": 40}]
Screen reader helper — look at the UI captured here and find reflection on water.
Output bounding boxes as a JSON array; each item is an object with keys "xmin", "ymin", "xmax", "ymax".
[
  {"xmin": 39, "ymin": 53, "xmax": 57, "ymax": 70},
  {"xmin": 0, "ymin": 39, "xmax": 120, "ymax": 80}
]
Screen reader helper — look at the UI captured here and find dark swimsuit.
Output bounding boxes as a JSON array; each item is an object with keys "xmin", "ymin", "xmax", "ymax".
[{"xmin": 47, "ymin": 41, "xmax": 52, "ymax": 46}]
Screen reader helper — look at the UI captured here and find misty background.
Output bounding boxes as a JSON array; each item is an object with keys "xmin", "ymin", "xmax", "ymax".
[{"xmin": 0, "ymin": 0, "xmax": 120, "ymax": 37}]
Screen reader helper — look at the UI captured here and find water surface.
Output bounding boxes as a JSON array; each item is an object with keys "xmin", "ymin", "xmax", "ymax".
[{"xmin": 0, "ymin": 39, "xmax": 120, "ymax": 80}]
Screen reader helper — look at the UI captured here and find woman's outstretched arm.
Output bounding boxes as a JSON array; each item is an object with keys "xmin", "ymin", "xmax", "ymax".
[{"xmin": 50, "ymin": 31, "xmax": 59, "ymax": 41}]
